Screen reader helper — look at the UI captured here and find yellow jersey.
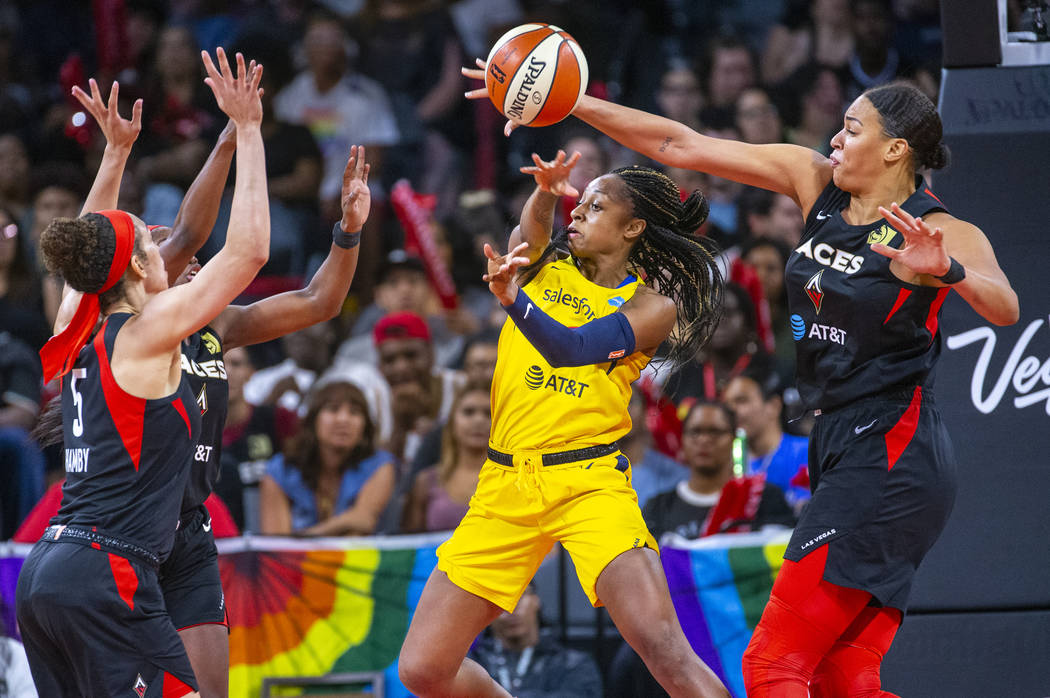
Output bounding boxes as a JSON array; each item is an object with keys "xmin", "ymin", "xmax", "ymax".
[{"xmin": 489, "ymin": 258, "xmax": 649, "ymax": 452}]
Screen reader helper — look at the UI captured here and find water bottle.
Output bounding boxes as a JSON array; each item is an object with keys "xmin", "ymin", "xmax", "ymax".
[{"xmin": 732, "ymin": 427, "xmax": 748, "ymax": 478}]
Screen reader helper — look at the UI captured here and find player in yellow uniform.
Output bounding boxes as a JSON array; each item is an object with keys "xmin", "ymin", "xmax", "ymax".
[{"xmin": 398, "ymin": 151, "xmax": 730, "ymax": 697}]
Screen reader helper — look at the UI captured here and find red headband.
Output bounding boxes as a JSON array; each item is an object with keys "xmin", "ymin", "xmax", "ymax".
[{"xmin": 39, "ymin": 210, "xmax": 137, "ymax": 382}]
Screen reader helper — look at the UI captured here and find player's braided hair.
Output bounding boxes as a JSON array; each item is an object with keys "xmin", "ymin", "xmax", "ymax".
[{"xmin": 527, "ymin": 166, "xmax": 724, "ymax": 368}]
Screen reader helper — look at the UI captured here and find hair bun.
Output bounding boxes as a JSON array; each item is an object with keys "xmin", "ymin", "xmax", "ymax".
[
  {"xmin": 678, "ymin": 190, "xmax": 710, "ymax": 235},
  {"xmin": 925, "ymin": 142, "xmax": 950, "ymax": 170}
]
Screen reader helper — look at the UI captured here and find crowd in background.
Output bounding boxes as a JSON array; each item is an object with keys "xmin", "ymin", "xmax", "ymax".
[
  {"xmin": 1, "ymin": 0, "xmax": 947, "ymax": 550},
  {"xmin": 0, "ymin": 0, "xmax": 954, "ymax": 693}
]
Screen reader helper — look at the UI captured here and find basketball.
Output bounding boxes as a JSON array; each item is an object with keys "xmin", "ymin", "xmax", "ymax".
[{"xmin": 484, "ymin": 23, "xmax": 588, "ymax": 128}]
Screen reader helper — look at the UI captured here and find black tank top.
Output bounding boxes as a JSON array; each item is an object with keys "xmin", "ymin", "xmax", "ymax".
[
  {"xmin": 53, "ymin": 313, "xmax": 201, "ymax": 559},
  {"xmin": 785, "ymin": 177, "xmax": 950, "ymax": 411},
  {"xmin": 178, "ymin": 327, "xmax": 230, "ymax": 514}
]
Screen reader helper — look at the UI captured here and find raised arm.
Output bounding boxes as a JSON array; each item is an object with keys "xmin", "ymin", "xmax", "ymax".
[
  {"xmin": 77, "ymin": 80, "xmax": 142, "ymax": 215},
  {"xmin": 463, "ymin": 60, "xmax": 830, "ymax": 214},
  {"xmin": 129, "ymin": 49, "xmax": 268, "ymax": 353},
  {"xmin": 209, "ymin": 145, "xmax": 370, "ymax": 350},
  {"xmin": 160, "ymin": 118, "xmax": 238, "ymax": 286},
  {"xmin": 51, "ymin": 80, "xmax": 143, "ymax": 333},
  {"xmin": 508, "ymin": 149, "xmax": 580, "ymax": 265}
]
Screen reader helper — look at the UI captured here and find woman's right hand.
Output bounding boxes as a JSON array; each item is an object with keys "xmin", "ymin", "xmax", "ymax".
[
  {"xmin": 483, "ymin": 241, "xmax": 530, "ymax": 306},
  {"xmin": 520, "ymin": 150, "xmax": 581, "ymax": 198},
  {"xmin": 201, "ymin": 47, "xmax": 263, "ymax": 127},
  {"xmin": 71, "ymin": 79, "xmax": 142, "ymax": 152}
]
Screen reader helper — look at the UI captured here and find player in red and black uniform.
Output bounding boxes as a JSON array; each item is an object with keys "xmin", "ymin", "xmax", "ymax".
[
  {"xmin": 483, "ymin": 79, "xmax": 1020, "ymax": 695},
  {"xmin": 16, "ymin": 49, "xmax": 269, "ymax": 698},
  {"xmin": 25, "ymin": 65, "xmax": 372, "ymax": 696},
  {"xmin": 153, "ymin": 144, "xmax": 370, "ymax": 696}
]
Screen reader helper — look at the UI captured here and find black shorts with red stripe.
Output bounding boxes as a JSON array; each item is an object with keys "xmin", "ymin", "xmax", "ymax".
[
  {"xmin": 160, "ymin": 505, "xmax": 227, "ymax": 630},
  {"xmin": 784, "ymin": 386, "xmax": 957, "ymax": 611},
  {"xmin": 15, "ymin": 538, "xmax": 198, "ymax": 698}
]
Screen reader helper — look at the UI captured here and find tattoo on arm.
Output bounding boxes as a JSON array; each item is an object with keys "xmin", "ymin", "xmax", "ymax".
[{"xmin": 658, "ymin": 136, "xmax": 672, "ymax": 152}]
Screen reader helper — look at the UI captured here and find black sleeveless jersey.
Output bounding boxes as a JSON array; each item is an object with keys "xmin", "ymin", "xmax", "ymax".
[
  {"xmin": 53, "ymin": 313, "xmax": 201, "ymax": 559},
  {"xmin": 785, "ymin": 177, "xmax": 951, "ymax": 411},
  {"xmin": 178, "ymin": 327, "xmax": 229, "ymax": 513}
]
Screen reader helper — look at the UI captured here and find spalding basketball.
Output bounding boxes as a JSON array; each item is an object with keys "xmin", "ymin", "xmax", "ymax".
[{"xmin": 485, "ymin": 23, "xmax": 588, "ymax": 127}]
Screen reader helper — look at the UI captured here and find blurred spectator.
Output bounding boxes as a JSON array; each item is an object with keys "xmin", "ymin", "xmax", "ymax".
[
  {"xmin": 260, "ymin": 381, "xmax": 395, "ymax": 536},
  {"xmin": 357, "ymin": 0, "xmax": 471, "ymax": 216},
  {"xmin": 663, "ymin": 282, "xmax": 765, "ymax": 405},
  {"xmin": 845, "ymin": 0, "xmax": 904, "ymax": 99},
  {"xmin": 736, "ymin": 186, "xmax": 805, "ymax": 248},
  {"xmin": 337, "ymin": 249, "xmax": 466, "ymax": 368},
  {"xmin": 275, "ymin": 10, "xmax": 399, "ymax": 222},
  {"xmin": 468, "ymin": 583, "xmax": 603, "ymax": 698},
  {"xmin": 622, "ymin": 391, "xmax": 687, "ymax": 510},
  {"xmin": 734, "ymin": 87, "xmax": 784, "ymax": 145},
  {"xmin": 655, "ymin": 64, "xmax": 704, "ymax": 134},
  {"xmin": 761, "ymin": 0, "xmax": 854, "ymax": 85},
  {"xmin": 460, "ymin": 328, "xmax": 500, "ymax": 385},
  {"xmin": 0, "ymin": 630, "xmax": 37, "ymax": 697},
  {"xmin": 200, "ymin": 35, "xmax": 323, "ymax": 275},
  {"xmin": 723, "ymin": 368, "xmax": 811, "ymax": 511},
  {"xmin": 243, "ymin": 321, "xmax": 336, "ymax": 414},
  {"xmin": 117, "ymin": 0, "xmax": 166, "ymax": 91},
  {"xmin": 0, "ymin": 332, "xmax": 45, "ymax": 540},
  {"xmin": 27, "ymin": 162, "xmax": 87, "ymax": 326},
  {"xmin": 742, "ymin": 237, "xmax": 795, "ymax": 371},
  {"xmin": 0, "ymin": 209, "xmax": 48, "ymax": 351},
  {"xmin": 214, "ymin": 346, "xmax": 298, "ymax": 533},
  {"xmin": 698, "ymin": 36, "xmax": 756, "ymax": 129},
  {"xmin": 0, "ymin": 133, "xmax": 31, "ymax": 222},
  {"xmin": 137, "ymin": 25, "xmax": 222, "ymax": 220},
  {"xmin": 401, "ymin": 381, "xmax": 490, "ymax": 533},
  {"xmin": 373, "ymin": 311, "xmax": 465, "ymax": 466},
  {"xmin": 642, "ymin": 401, "xmax": 795, "ymax": 542},
  {"xmin": 782, "ymin": 63, "xmax": 845, "ymax": 153},
  {"xmin": 447, "ymin": 0, "xmax": 524, "ymax": 60}
]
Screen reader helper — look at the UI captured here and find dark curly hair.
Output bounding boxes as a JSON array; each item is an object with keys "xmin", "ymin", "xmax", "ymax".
[
  {"xmin": 526, "ymin": 166, "xmax": 725, "ymax": 369},
  {"xmin": 864, "ymin": 82, "xmax": 949, "ymax": 171},
  {"xmin": 39, "ymin": 212, "xmax": 145, "ymax": 310},
  {"xmin": 283, "ymin": 381, "xmax": 377, "ymax": 492}
]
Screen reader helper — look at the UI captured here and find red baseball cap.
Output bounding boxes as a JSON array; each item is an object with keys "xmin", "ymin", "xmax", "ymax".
[{"xmin": 373, "ymin": 311, "xmax": 431, "ymax": 346}]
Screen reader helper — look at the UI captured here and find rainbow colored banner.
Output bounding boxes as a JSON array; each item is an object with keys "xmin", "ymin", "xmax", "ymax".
[
  {"xmin": 2, "ymin": 530, "xmax": 789, "ymax": 698},
  {"xmin": 662, "ymin": 530, "xmax": 790, "ymax": 698}
]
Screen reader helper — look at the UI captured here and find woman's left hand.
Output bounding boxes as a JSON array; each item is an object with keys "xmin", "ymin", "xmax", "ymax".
[
  {"xmin": 871, "ymin": 202, "xmax": 951, "ymax": 278},
  {"xmin": 483, "ymin": 241, "xmax": 530, "ymax": 305}
]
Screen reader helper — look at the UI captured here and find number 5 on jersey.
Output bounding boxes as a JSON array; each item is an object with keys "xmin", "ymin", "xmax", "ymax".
[{"xmin": 71, "ymin": 368, "xmax": 87, "ymax": 437}]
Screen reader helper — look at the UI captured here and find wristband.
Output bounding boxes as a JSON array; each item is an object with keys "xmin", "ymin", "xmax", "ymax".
[
  {"xmin": 935, "ymin": 257, "xmax": 965, "ymax": 285},
  {"xmin": 333, "ymin": 222, "xmax": 361, "ymax": 249}
]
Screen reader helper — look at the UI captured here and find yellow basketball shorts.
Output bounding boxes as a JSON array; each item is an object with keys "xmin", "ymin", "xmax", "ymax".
[{"xmin": 436, "ymin": 449, "xmax": 659, "ymax": 613}]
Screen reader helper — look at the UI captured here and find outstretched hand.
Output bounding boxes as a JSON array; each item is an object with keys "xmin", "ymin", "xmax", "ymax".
[
  {"xmin": 482, "ymin": 241, "xmax": 530, "ymax": 305},
  {"xmin": 872, "ymin": 202, "xmax": 951, "ymax": 278},
  {"xmin": 521, "ymin": 150, "xmax": 581, "ymax": 198},
  {"xmin": 201, "ymin": 48, "xmax": 263, "ymax": 127},
  {"xmin": 462, "ymin": 57, "xmax": 520, "ymax": 137},
  {"xmin": 71, "ymin": 79, "xmax": 142, "ymax": 151},
  {"xmin": 340, "ymin": 145, "xmax": 371, "ymax": 233}
]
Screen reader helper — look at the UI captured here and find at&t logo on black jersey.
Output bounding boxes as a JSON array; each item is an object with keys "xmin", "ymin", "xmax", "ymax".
[
  {"xmin": 795, "ymin": 238, "xmax": 863, "ymax": 274},
  {"xmin": 523, "ymin": 365, "xmax": 590, "ymax": 397},
  {"xmin": 791, "ymin": 315, "xmax": 847, "ymax": 345},
  {"xmin": 541, "ymin": 288, "xmax": 597, "ymax": 320}
]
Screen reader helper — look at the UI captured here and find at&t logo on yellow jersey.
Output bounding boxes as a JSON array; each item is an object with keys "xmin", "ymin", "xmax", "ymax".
[{"xmin": 523, "ymin": 365, "xmax": 590, "ymax": 398}]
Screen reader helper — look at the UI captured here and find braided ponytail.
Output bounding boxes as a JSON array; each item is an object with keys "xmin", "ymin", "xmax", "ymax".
[{"xmin": 611, "ymin": 165, "xmax": 724, "ymax": 368}]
